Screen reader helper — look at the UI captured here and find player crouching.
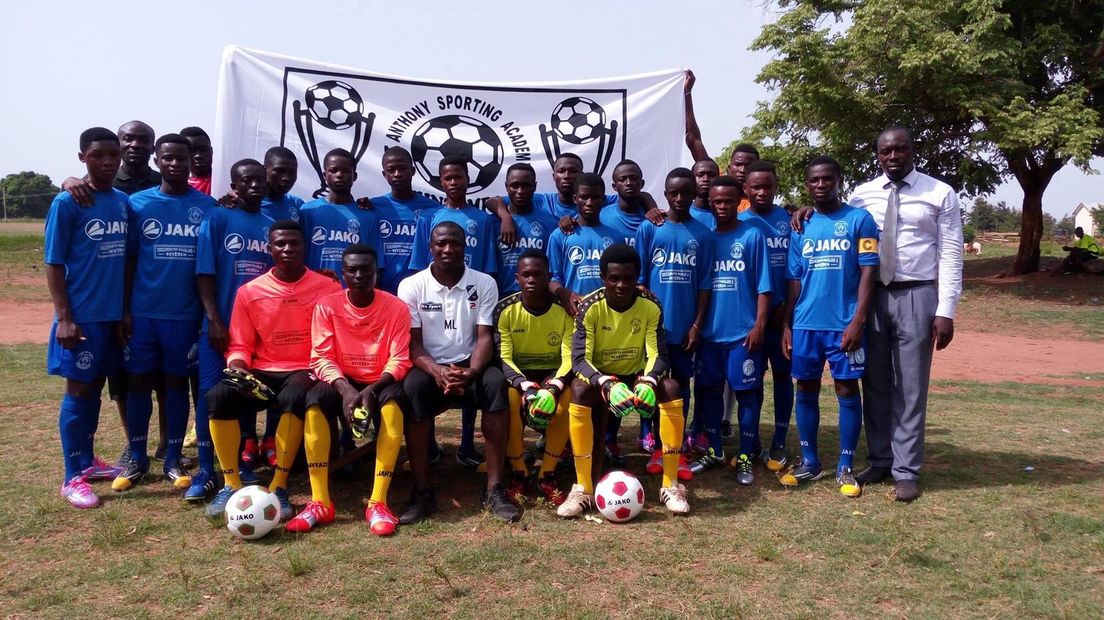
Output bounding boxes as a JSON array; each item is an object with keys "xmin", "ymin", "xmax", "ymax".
[
  {"xmin": 203, "ymin": 221, "xmax": 342, "ymax": 522},
  {"xmin": 307, "ymin": 245, "xmax": 412, "ymax": 535},
  {"xmin": 564, "ymin": 244, "xmax": 691, "ymax": 517},
  {"xmin": 494, "ymin": 249, "xmax": 575, "ymax": 505}
]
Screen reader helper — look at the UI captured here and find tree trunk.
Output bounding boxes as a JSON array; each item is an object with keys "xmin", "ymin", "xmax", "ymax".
[{"xmin": 1006, "ymin": 151, "xmax": 1063, "ymax": 276}]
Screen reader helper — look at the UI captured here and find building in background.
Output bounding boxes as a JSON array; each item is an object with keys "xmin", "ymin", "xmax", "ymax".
[{"xmin": 1073, "ymin": 202, "xmax": 1101, "ymax": 236}]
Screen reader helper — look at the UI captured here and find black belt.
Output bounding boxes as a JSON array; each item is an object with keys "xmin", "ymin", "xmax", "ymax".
[{"xmin": 879, "ymin": 279, "xmax": 935, "ymax": 290}]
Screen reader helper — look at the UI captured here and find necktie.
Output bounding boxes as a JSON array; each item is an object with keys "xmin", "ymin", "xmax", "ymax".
[{"xmin": 879, "ymin": 180, "xmax": 903, "ymax": 286}]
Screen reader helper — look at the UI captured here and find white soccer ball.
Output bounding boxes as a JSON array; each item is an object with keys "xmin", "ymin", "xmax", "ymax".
[
  {"xmin": 551, "ymin": 96, "xmax": 607, "ymax": 145},
  {"xmin": 594, "ymin": 471, "xmax": 645, "ymax": 523},
  {"xmin": 410, "ymin": 114, "xmax": 504, "ymax": 194},
  {"xmin": 305, "ymin": 80, "xmax": 364, "ymax": 130},
  {"xmin": 225, "ymin": 485, "xmax": 282, "ymax": 540}
]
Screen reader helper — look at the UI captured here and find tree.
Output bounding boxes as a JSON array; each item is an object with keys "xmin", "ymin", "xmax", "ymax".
[
  {"xmin": 1094, "ymin": 207, "xmax": 1104, "ymax": 235},
  {"xmin": 1, "ymin": 171, "xmax": 59, "ymax": 219},
  {"xmin": 740, "ymin": 0, "xmax": 1104, "ymax": 274}
]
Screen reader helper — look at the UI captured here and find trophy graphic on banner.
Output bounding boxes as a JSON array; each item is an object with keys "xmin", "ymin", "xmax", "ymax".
[
  {"xmin": 293, "ymin": 80, "xmax": 375, "ymax": 197},
  {"xmin": 539, "ymin": 96, "xmax": 618, "ymax": 175}
]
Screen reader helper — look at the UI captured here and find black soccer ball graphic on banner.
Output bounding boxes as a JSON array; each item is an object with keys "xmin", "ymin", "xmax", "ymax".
[
  {"xmin": 292, "ymin": 80, "xmax": 375, "ymax": 198},
  {"xmin": 540, "ymin": 96, "xmax": 618, "ymax": 175},
  {"xmin": 410, "ymin": 115, "xmax": 504, "ymax": 194},
  {"xmin": 305, "ymin": 81, "xmax": 365, "ymax": 129}
]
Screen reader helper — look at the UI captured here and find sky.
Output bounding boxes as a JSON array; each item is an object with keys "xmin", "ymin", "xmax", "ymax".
[{"xmin": 2, "ymin": 0, "xmax": 1100, "ymax": 218}]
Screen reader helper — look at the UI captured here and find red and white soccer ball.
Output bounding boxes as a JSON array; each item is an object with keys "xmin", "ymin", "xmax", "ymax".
[
  {"xmin": 225, "ymin": 485, "xmax": 281, "ymax": 540},
  {"xmin": 594, "ymin": 471, "xmax": 645, "ymax": 523}
]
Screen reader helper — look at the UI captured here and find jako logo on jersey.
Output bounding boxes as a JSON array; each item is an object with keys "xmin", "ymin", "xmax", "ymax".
[
  {"xmin": 379, "ymin": 221, "xmax": 393, "ymax": 237},
  {"xmin": 500, "ymin": 235, "xmax": 544, "ymax": 253},
  {"xmin": 568, "ymin": 245, "xmax": 593, "ymax": 265},
  {"xmin": 223, "ymin": 233, "xmax": 265, "ymax": 254},
  {"xmin": 730, "ymin": 242, "xmax": 744, "ymax": 259},
  {"xmin": 713, "ymin": 258, "xmax": 746, "ymax": 272},
  {"xmin": 142, "ymin": 219, "xmax": 163, "ymax": 240},
  {"xmin": 312, "ymin": 226, "xmax": 359, "ymax": 245},
  {"xmin": 84, "ymin": 219, "xmax": 125, "ymax": 241},
  {"xmin": 766, "ymin": 236, "xmax": 789, "ymax": 250},
  {"xmin": 380, "ymin": 220, "xmax": 415, "ymax": 239},
  {"xmin": 652, "ymin": 248, "xmax": 667, "ymax": 266},
  {"xmin": 834, "ymin": 221, "xmax": 848, "ymax": 237},
  {"xmin": 187, "ymin": 207, "xmax": 205, "ymax": 224},
  {"xmin": 802, "ymin": 238, "xmax": 852, "ymax": 258},
  {"xmin": 653, "ymin": 248, "xmax": 696, "ymax": 266},
  {"xmin": 76, "ymin": 351, "xmax": 94, "ymax": 370}
]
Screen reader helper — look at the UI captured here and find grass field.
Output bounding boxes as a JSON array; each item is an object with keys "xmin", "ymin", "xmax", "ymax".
[{"xmin": 3, "ymin": 223, "xmax": 1103, "ymax": 618}]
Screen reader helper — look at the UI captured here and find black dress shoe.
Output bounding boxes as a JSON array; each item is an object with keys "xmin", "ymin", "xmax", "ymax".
[
  {"xmin": 855, "ymin": 465, "xmax": 892, "ymax": 485},
  {"xmin": 482, "ymin": 484, "xmax": 522, "ymax": 522},
  {"xmin": 399, "ymin": 487, "xmax": 438, "ymax": 525},
  {"xmin": 894, "ymin": 479, "xmax": 920, "ymax": 502}
]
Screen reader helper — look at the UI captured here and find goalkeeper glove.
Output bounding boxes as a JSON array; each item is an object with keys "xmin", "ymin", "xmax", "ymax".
[
  {"xmin": 350, "ymin": 405, "xmax": 371, "ymax": 439},
  {"xmin": 524, "ymin": 378, "xmax": 563, "ymax": 429},
  {"xmin": 633, "ymin": 378, "xmax": 658, "ymax": 419},
  {"xmin": 221, "ymin": 367, "xmax": 275, "ymax": 401},
  {"xmin": 601, "ymin": 377, "xmax": 636, "ymax": 418}
]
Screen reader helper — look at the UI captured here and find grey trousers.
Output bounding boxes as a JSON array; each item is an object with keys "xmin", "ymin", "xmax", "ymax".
[{"xmin": 862, "ymin": 283, "xmax": 937, "ymax": 481}]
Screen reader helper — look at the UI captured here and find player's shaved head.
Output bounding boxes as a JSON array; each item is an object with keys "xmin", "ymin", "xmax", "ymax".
[
  {"xmin": 179, "ymin": 126, "xmax": 210, "ymax": 141},
  {"xmin": 613, "ymin": 159, "xmax": 642, "ymax": 175},
  {"xmin": 343, "ymin": 243, "xmax": 378, "ymax": 261},
  {"xmin": 117, "ymin": 120, "xmax": 154, "ymax": 139},
  {"xmin": 80, "ymin": 127, "xmax": 119, "ymax": 152},
  {"xmin": 518, "ymin": 247, "xmax": 549, "ymax": 268},
  {"xmin": 666, "ymin": 167, "xmax": 694, "ymax": 182},
  {"xmin": 231, "ymin": 158, "xmax": 264, "ymax": 181},
  {"xmin": 745, "ymin": 160, "xmax": 777, "ymax": 178},
  {"xmin": 382, "ymin": 146, "xmax": 413, "ymax": 166},
  {"xmin": 507, "ymin": 162, "xmax": 536, "ymax": 179},
  {"xmin": 575, "ymin": 172, "xmax": 605, "ymax": 194},
  {"xmin": 692, "ymin": 159, "xmax": 719, "ymax": 174},
  {"xmin": 269, "ymin": 218, "xmax": 303, "ymax": 237},
  {"xmin": 555, "ymin": 153, "xmax": 584, "ymax": 168},
  {"xmin": 805, "ymin": 155, "xmax": 842, "ymax": 178},
  {"xmin": 265, "ymin": 146, "xmax": 297, "ymax": 165},
  {"xmin": 154, "ymin": 133, "xmax": 191, "ymax": 152},
  {"xmin": 325, "ymin": 148, "xmax": 356, "ymax": 168},
  {"xmin": 877, "ymin": 125, "xmax": 913, "ymax": 145},
  {"xmin": 732, "ymin": 144, "xmax": 760, "ymax": 158},
  {"xmin": 438, "ymin": 155, "xmax": 468, "ymax": 175}
]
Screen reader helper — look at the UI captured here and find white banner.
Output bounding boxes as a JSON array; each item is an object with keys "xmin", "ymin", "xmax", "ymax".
[{"xmin": 212, "ymin": 46, "xmax": 688, "ymax": 205}]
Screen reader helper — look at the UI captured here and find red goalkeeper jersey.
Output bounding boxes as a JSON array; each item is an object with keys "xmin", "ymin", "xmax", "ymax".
[
  {"xmin": 310, "ymin": 289, "xmax": 412, "ymax": 385},
  {"xmin": 226, "ymin": 269, "xmax": 342, "ymax": 371}
]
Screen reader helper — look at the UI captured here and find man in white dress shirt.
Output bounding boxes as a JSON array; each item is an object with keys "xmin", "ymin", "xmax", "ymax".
[
  {"xmin": 848, "ymin": 127, "xmax": 963, "ymax": 502},
  {"xmin": 397, "ymin": 221, "xmax": 521, "ymax": 523}
]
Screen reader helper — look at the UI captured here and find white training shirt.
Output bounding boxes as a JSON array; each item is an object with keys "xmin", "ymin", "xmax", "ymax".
[
  {"xmin": 850, "ymin": 168, "xmax": 964, "ymax": 319},
  {"xmin": 397, "ymin": 264, "xmax": 499, "ymax": 364}
]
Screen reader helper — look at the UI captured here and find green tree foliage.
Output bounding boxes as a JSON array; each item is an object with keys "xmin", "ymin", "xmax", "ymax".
[
  {"xmin": 1, "ymin": 171, "xmax": 59, "ymax": 219},
  {"xmin": 738, "ymin": 0, "xmax": 1104, "ymax": 274},
  {"xmin": 1094, "ymin": 207, "xmax": 1104, "ymax": 235}
]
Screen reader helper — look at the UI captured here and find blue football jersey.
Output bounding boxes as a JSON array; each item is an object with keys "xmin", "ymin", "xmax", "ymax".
[
  {"xmin": 600, "ymin": 204, "xmax": 646, "ymax": 247},
  {"xmin": 534, "ymin": 192, "xmax": 618, "ymax": 218},
  {"xmin": 635, "ymin": 219, "xmax": 714, "ymax": 343},
  {"xmin": 127, "ymin": 187, "xmax": 215, "ymax": 320},
  {"xmin": 261, "ymin": 193, "xmax": 304, "ymax": 222},
  {"xmin": 300, "ymin": 199, "xmax": 386, "ymax": 286},
  {"xmin": 44, "ymin": 190, "xmax": 129, "ymax": 323},
  {"xmin": 703, "ymin": 223, "xmax": 773, "ymax": 345},
  {"xmin": 689, "ymin": 204, "xmax": 716, "ymax": 230},
  {"xmin": 195, "ymin": 207, "xmax": 275, "ymax": 325},
  {"xmin": 787, "ymin": 205, "xmax": 880, "ymax": 331},
  {"xmin": 370, "ymin": 193, "xmax": 441, "ymax": 293},
  {"xmin": 739, "ymin": 205, "xmax": 792, "ymax": 308},
  {"xmin": 495, "ymin": 208, "xmax": 559, "ymax": 296},
  {"xmin": 409, "ymin": 205, "xmax": 499, "ymax": 274},
  {"xmin": 547, "ymin": 223, "xmax": 617, "ymax": 296}
]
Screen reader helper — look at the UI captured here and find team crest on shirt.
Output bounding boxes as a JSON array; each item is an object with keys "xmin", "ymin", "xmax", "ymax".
[
  {"xmin": 686, "ymin": 239, "xmax": 699, "ymax": 256},
  {"xmin": 651, "ymin": 248, "xmax": 667, "ymax": 266},
  {"xmin": 730, "ymin": 242, "xmax": 744, "ymax": 260},
  {"xmin": 601, "ymin": 237, "xmax": 614, "ymax": 249},
  {"xmin": 347, "ymin": 219, "xmax": 360, "ymax": 235},
  {"xmin": 834, "ymin": 221, "xmax": 848, "ymax": 237},
  {"xmin": 530, "ymin": 222, "xmax": 544, "ymax": 237},
  {"xmin": 76, "ymin": 351, "xmax": 94, "ymax": 370},
  {"xmin": 775, "ymin": 220, "xmax": 791, "ymax": 235},
  {"xmin": 742, "ymin": 359, "xmax": 755, "ymax": 377},
  {"xmin": 187, "ymin": 207, "xmax": 205, "ymax": 224},
  {"xmin": 466, "ymin": 220, "xmax": 478, "ymax": 235},
  {"xmin": 547, "ymin": 332, "xmax": 561, "ymax": 346},
  {"xmin": 629, "ymin": 318, "xmax": 642, "ymax": 334},
  {"xmin": 142, "ymin": 219, "xmax": 163, "ymax": 240}
]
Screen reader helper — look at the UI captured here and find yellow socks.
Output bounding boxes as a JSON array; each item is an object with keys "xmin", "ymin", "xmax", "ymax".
[
  {"xmin": 269, "ymin": 412, "xmax": 303, "ymax": 491},
  {"xmin": 506, "ymin": 389, "xmax": 528, "ymax": 475},
  {"xmin": 659, "ymin": 399, "xmax": 685, "ymax": 488},
  {"xmin": 304, "ymin": 405, "xmax": 332, "ymax": 505},
  {"xmin": 369, "ymin": 401, "xmax": 404, "ymax": 506},
  {"xmin": 538, "ymin": 392, "xmax": 572, "ymax": 477},
  {"xmin": 209, "ymin": 418, "xmax": 243, "ymax": 489},
  {"xmin": 568, "ymin": 403, "xmax": 595, "ymax": 493}
]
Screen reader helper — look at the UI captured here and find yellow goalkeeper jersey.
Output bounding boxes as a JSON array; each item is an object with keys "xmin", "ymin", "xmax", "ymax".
[
  {"xmin": 493, "ymin": 292, "xmax": 574, "ymax": 388},
  {"xmin": 571, "ymin": 286, "xmax": 669, "ymax": 384}
]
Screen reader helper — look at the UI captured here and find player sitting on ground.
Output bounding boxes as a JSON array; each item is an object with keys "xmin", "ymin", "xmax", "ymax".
[
  {"xmin": 694, "ymin": 176, "xmax": 772, "ymax": 483},
  {"xmin": 494, "ymin": 249, "xmax": 575, "ymax": 504},
  {"xmin": 46, "ymin": 127, "xmax": 130, "ymax": 508},
  {"xmin": 635, "ymin": 168, "xmax": 713, "ymax": 480},
  {"xmin": 564, "ymin": 244, "xmax": 691, "ymax": 516},
  {"xmin": 308, "ymin": 244, "xmax": 412, "ymax": 536},
  {"xmin": 203, "ymin": 220, "xmax": 342, "ymax": 520},
  {"xmin": 781, "ymin": 156, "xmax": 878, "ymax": 498},
  {"xmin": 113, "ymin": 133, "xmax": 215, "ymax": 493},
  {"xmin": 397, "ymin": 221, "xmax": 521, "ymax": 524}
]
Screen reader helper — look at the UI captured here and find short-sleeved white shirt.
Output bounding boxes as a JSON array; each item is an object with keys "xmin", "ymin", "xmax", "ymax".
[{"xmin": 397, "ymin": 264, "xmax": 499, "ymax": 364}]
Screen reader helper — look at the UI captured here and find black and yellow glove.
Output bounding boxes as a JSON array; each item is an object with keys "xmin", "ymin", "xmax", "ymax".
[{"xmin": 221, "ymin": 367, "xmax": 275, "ymax": 401}]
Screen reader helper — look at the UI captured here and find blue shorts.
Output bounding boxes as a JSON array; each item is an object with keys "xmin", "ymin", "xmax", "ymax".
[
  {"xmin": 197, "ymin": 326, "xmax": 227, "ymax": 391},
  {"xmin": 47, "ymin": 320, "xmax": 122, "ymax": 383},
  {"xmin": 668, "ymin": 345, "xmax": 695, "ymax": 385},
  {"xmin": 125, "ymin": 317, "xmax": 200, "ymax": 377},
  {"xmin": 790, "ymin": 329, "xmax": 865, "ymax": 381},
  {"xmin": 695, "ymin": 340, "xmax": 763, "ymax": 391}
]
